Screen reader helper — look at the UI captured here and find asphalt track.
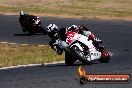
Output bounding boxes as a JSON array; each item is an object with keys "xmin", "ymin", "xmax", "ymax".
[{"xmin": 0, "ymin": 14, "xmax": 132, "ymax": 88}]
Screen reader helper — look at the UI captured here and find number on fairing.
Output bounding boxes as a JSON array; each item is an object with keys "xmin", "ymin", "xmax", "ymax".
[{"xmin": 67, "ymin": 32, "xmax": 75, "ymax": 43}]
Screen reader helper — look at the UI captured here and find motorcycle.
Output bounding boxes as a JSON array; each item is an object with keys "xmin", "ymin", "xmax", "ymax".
[
  {"xmin": 19, "ymin": 12, "xmax": 47, "ymax": 35},
  {"xmin": 64, "ymin": 31, "xmax": 110, "ymax": 65}
]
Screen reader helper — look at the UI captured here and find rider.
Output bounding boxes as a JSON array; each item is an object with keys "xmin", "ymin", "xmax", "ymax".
[
  {"xmin": 58, "ymin": 25, "xmax": 102, "ymax": 48},
  {"xmin": 47, "ymin": 24, "xmax": 64, "ymax": 55},
  {"xmin": 19, "ymin": 11, "xmax": 34, "ymax": 32},
  {"xmin": 67, "ymin": 25, "xmax": 102, "ymax": 44},
  {"xmin": 67, "ymin": 25, "xmax": 102, "ymax": 49},
  {"xmin": 19, "ymin": 11, "xmax": 37, "ymax": 26},
  {"xmin": 47, "ymin": 24, "xmax": 102, "ymax": 55},
  {"xmin": 19, "ymin": 11, "xmax": 26, "ymax": 26}
]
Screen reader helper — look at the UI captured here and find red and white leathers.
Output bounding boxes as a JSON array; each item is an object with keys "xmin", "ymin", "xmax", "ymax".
[{"xmin": 67, "ymin": 25, "xmax": 102, "ymax": 44}]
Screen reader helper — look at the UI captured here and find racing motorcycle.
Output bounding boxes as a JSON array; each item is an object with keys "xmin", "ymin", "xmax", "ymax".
[
  {"xmin": 64, "ymin": 31, "xmax": 110, "ymax": 65},
  {"xmin": 19, "ymin": 12, "xmax": 47, "ymax": 35}
]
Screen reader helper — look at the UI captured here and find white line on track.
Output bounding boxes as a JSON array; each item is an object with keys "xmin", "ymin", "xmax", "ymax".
[
  {"xmin": 0, "ymin": 61, "xmax": 65, "ymax": 70},
  {"xmin": 0, "ymin": 42, "xmax": 46, "ymax": 46},
  {"xmin": 1, "ymin": 42, "xmax": 9, "ymax": 44}
]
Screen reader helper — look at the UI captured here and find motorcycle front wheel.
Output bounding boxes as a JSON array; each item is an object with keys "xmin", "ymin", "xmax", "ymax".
[
  {"xmin": 70, "ymin": 45, "xmax": 91, "ymax": 65},
  {"xmin": 65, "ymin": 52, "xmax": 76, "ymax": 66}
]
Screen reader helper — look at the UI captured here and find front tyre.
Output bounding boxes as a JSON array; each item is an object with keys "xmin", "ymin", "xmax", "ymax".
[
  {"xmin": 65, "ymin": 52, "xmax": 75, "ymax": 66},
  {"xmin": 71, "ymin": 46, "xmax": 91, "ymax": 65}
]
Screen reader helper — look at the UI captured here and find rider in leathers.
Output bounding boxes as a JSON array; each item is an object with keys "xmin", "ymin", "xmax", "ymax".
[{"xmin": 47, "ymin": 24, "xmax": 102, "ymax": 55}]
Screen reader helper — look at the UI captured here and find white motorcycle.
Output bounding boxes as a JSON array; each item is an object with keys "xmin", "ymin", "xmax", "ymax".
[{"xmin": 64, "ymin": 31, "xmax": 110, "ymax": 65}]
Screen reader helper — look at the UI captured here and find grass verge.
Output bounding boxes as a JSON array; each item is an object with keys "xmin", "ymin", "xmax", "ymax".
[
  {"xmin": 0, "ymin": 0, "xmax": 132, "ymax": 19},
  {"xmin": 0, "ymin": 43, "xmax": 64, "ymax": 68}
]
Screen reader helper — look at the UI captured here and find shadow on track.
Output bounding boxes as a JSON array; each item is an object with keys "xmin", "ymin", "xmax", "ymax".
[
  {"xmin": 39, "ymin": 61, "xmax": 99, "ymax": 68},
  {"xmin": 14, "ymin": 34, "xmax": 33, "ymax": 36},
  {"xmin": 14, "ymin": 33, "xmax": 45, "ymax": 36}
]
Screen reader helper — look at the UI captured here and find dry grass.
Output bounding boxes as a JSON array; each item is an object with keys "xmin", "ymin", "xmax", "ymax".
[
  {"xmin": 0, "ymin": 0, "xmax": 132, "ymax": 18},
  {"xmin": 0, "ymin": 43, "xmax": 64, "ymax": 68}
]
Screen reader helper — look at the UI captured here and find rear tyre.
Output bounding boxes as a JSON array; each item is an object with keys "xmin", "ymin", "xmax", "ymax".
[
  {"xmin": 99, "ymin": 51, "xmax": 110, "ymax": 63},
  {"xmin": 40, "ymin": 27, "xmax": 47, "ymax": 35},
  {"xmin": 28, "ymin": 29, "xmax": 35, "ymax": 35},
  {"xmin": 22, "ymin": 26, "xmax": 26, "ymax": 32},
  {"xmin": 65, "ymin": 52, "xmax": 75, "ymax": 66},
  {"xmin": 71, "ymin": 46, "xmax": 91, "ymax": 65},
  {"xmin": 36, "ymin": 26, "xmax": 47, "ymax": 35}
]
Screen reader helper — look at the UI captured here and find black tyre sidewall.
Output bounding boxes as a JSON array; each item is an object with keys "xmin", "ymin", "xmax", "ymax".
[
  {"xmin": 65, "ymin": 52, "xmax": 75, "ymax": 66},
  {"xmin": 71, "ymin": 45, "xmax": 91, "ymax": 65}
]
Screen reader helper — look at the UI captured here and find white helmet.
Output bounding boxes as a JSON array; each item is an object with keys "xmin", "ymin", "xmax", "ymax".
[
  {"xmin": 71, "ymin": 25, "xmax": 78, "ymax": 28},
  {"xmin": 20, "ymin": 11, "xmax": 25, "ymax": 16},
  {"xmin": 47, "ymin": 24, "xmax": 58, "ymax": 32},
  {"xmin": 68, "ymin": 25, "xmax": 78, "ymax": 31}
]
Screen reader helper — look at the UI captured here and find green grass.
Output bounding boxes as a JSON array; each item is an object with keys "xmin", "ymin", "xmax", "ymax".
[
  {"xmin": 0, "ymin": 0, "xmax": 132, "ymax": 18},
  {"xmin": 0, "ymin": 43, "xmax": 64, "ymax": 68}
]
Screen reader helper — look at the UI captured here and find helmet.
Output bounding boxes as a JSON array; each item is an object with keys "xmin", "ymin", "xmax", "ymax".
[
  {"xmin": 71, "ymin": 25, "xmax": 78, "ymax": 29},
  {"xmin": 68, "ymin": 25, "xmax": 79, "ymax": 31},
  {"xmin": 69, "ymin": 25, "xmax": 78, "ymax": 30},
  {"xmin": 20, "ymin": 11, "xmax": 25, "ymax": 16},
  {"xmin": 47, "ymin": 24, "xmax": 58, "ymax": 33},
  {"xmin": 69, "ymin": 25, "xmax": 80, "ymax": 33}
]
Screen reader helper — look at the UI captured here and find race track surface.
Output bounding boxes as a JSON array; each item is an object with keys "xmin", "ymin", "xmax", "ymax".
[{"xmin": 0, "ymin": 14, "xmax": 132, "ymax": 88}]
